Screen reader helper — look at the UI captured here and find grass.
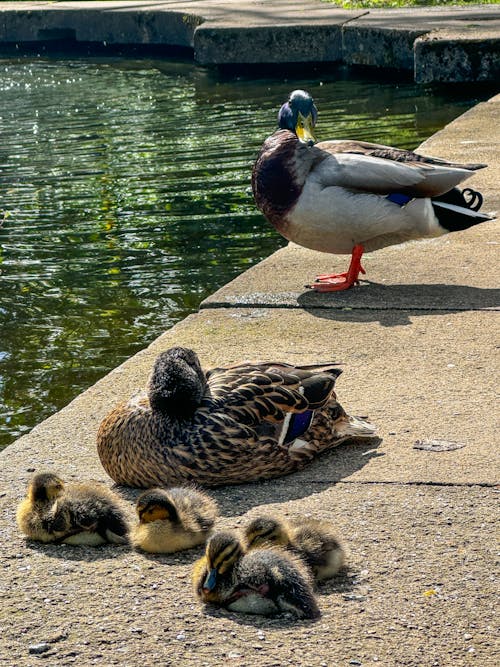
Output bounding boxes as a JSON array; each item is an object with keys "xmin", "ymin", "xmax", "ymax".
[
  {"xmin": 322, "ymin": 0, "xmax": 499, "ymax": 7},
  {"xmin": 6, "ymin": 0, "xmax": 498, "ymax": 4}
]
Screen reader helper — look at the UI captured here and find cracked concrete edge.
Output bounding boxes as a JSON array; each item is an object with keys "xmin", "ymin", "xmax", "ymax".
[{"xmin": 0, "ymin": 1, "xmax": 499, "ymax": 81}]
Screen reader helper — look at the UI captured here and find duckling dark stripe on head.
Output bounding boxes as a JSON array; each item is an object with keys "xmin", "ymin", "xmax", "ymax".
[
  {"xmin": 253, "ymin": 526, "xmax": 279, "ymax": 541},
  {"xmin": 214, "ymin": 543, "xmax": 240, "ymax": 570}
]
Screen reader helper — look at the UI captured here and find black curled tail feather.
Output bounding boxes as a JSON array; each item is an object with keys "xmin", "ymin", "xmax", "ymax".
[
  {"xmin": 462, "ymin": 188, "xmax": 483, "ymax": 211},
  {"xmin": 432, "ymin": 187, "xmax": 493, "ymax": 232},
  {"xmin": 433, "ymin": 187, "xmax": 483, "ymax": 210}
]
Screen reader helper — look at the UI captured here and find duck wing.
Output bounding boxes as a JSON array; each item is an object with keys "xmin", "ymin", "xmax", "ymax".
[
  {"xmin": 206, "ymin": 362, "xmax": 342, "ymax": 423},
  {"xmin": 313, "ymin": 139, "xmax": 486, "ymax": 198}
]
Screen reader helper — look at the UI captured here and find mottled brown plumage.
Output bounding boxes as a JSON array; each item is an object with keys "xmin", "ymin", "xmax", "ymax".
[{"xmin": 97, "ymin": 347, "xmax": 376, "ymax": 488}]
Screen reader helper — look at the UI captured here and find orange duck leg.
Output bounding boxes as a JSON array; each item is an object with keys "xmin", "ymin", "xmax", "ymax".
[{"xmin": 308, "ymin": 244, "xmax": 366, "ymax": 292}]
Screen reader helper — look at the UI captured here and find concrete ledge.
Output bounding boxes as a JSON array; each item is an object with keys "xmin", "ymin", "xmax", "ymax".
[
  {"xmin": 1, "ymin": 480, "xmax": 497, "ymax": 664},
  {"xmin": 200, "ymin": 233, "xmax": 500, "ymax": 311},
  {"xmin": 0, "ymin": 6, "xmax": 202, "ymax": 48},
  {"xmin": 194, "ymin": 22, "xmax": 346, "ymax": 65},
  {"xmin": 0, "ymin": 1, "xmax": 499, "ymax": 82},
  {"xmin": 415, "ymin": 26, "xmax": 500, "ymax": 83},
  {"xmin": 342, "ymin": 7, "xmax": 500, "ymax": 76},
  {"xmin": 342, "ymin": 25, "xmax": 426, "ymax": 71}
]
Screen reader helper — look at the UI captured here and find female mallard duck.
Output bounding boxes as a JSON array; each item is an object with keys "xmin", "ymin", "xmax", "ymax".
[
  {"xmin": 193, "ymin": 530, "xmax": 320, "ymax": 618},
  {"xmin": 16, "ymin": 472, "xmax": 130, "ymax": 545},
  {"xmin": 252, "ymin": 89, "xmax": 494, "ymax": 291},
  {"xmin": 130, "ymin": 486, "xmax": 218, "ymax": 553},
  {"xmin": 97, "ymin": 346, "xmax": 376, "ymax": 488},
  {"xmin": 243, "ymin": 515, "xmax": 345, "ymax": 582}
]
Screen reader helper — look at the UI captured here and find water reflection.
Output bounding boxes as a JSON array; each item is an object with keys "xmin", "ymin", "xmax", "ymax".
[{"xmin": 0, "ymin": 57, "xmax": 493, "ymax": 448}]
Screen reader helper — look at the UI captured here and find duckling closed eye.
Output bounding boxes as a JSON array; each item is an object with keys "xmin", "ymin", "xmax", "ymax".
[
  {"xmin": 16, "ymin": 472, "xmax": 130, "ymax": 546},
  {"xmin": 193, "ymin": 531, "xmax": 320, "ymax": 619},
  {"xmin": 243, "ymin": 514, "xmax": 346, "ymax": 582},
  {"xmin": 131, "ymin": 486, "xmax": 218, "ymax": 553}
]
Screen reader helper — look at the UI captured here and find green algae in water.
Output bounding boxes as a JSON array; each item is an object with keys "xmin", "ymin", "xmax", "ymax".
[{"xmin": 0, "ymin": 57, "xmax": 494, "ymax": 448}]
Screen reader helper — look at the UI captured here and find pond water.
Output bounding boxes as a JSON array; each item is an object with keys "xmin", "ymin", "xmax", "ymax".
[{"xmin": 0, "ymin": 55, "xmax": 494, "ymax": 449}]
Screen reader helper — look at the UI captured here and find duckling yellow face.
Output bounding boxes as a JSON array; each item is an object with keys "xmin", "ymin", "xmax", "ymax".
[
  {"xmin": 244, "ymin": 516, "xmax": 289, "ymax": 550},
  {"xmin": 136, "ymin": 489, "xmax": 178, "ymax": 525},
  {"xmin": 28, "ymin": 473, "xmax": 65, "ymax": 503}
]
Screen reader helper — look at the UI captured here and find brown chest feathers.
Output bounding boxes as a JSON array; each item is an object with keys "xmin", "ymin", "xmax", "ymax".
[{"xmin": 252, "ymin": 130, "xmax": 313, "ymax": 231}]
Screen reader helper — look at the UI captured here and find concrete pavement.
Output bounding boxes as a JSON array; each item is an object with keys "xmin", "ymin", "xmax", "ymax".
[{"xmin": 0, "ymin": 82, "xmax": 498, "ymax": 664}]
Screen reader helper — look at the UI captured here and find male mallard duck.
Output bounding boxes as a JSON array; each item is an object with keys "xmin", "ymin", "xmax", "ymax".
[
  {"xmin": 193, "ymin": 530, "xmax": 320, "ymax": 618},
  {"xmin": 130, "ymin": 486, "xmax": 218, "ymax": 553},
  {"xmin": 97, "ymin": 346, "xmax": 376, "ymax": 488},
  {"xmin": 243, "ymin": 515, "xmax": 345, "ymax": 582},
  {"xmin": 16, "ymin": 472, "xmax": 130, "ymax": 545},
  {"xmin": 252, "ymin": 89, "xmax": 494, "ymax": 291}
]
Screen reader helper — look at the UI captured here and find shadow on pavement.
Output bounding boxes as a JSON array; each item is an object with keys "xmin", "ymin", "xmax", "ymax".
[{"xmin": 297, "ymin": 283, "xmax": 500, "ymax": 327}]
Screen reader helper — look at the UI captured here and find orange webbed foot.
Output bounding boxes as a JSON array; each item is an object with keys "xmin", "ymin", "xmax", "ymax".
[{"xmin": 306, "ymin": 244, "xmax": 366, "ymax": 292}]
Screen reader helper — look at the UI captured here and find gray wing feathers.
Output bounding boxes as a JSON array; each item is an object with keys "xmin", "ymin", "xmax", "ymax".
[{"xmin": 312, "ymin": 151, "xmax": 477, "ymax": 197}]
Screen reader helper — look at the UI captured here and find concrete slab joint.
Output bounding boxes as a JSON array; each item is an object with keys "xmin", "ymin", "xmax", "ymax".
[{"xmin": 0, "ymin": 2, "xmax": 499, "ymax": 81}]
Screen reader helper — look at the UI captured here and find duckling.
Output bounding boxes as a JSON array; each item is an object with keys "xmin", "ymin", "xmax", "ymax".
[
  {"xmin": 253, "ymin": 89, "xmax": 494, "ymax": 291},
  {"xmin": 16, "ymin": 472, "xmax": 130, "ymax": 545},
  {"xmin": 16, "ymin": 472, "xmax": 65, "ymax": 544},
  {"xmin": 97, "ymin": 346, "xmax": 376, "ymax": 488},
  {"xmin": 130, "ymin": 486, "xmax": 218, "ymax": 553},
  {"xmin": 243, "ymin": 515, "xmax": 345, "ymax": 582},
  {"xmin": 193, "ymin": 531, "xmax": 320, "ymax": 619}
]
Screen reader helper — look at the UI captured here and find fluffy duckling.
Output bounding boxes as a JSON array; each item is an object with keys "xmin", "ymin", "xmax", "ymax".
[
  {"xmin": 243, "ymin": 515, "xmax": 345, "ymax": 582},
  {"xmin": 130, "ymin": 486, "xmax": 218, "ymax": 553},
  {"xmin": 253, "ymin": 89, "xmax": 494, "ymax": 291},
  {"xmin": 16, "ymin": 472, "xmax": 130, "ymax": 545},
  {"xmin": 97, "ymin": 346, "xmax": 376, "ymax": 488},
  {"xmin": 193, "ymin": 531, "xmax": 320, "ymax": 619},
  {"xmin": 16, "ymin": 472, "xmax": 65, "ymax": 544}
]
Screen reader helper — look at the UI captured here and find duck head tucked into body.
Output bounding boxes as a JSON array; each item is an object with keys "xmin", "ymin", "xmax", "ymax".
[
  {"xmin": 252, "ymin": 89, "xmax": 494, "ymax": 291},
  {"xmin": 97, "ymin": 346, "xmax": 376, "ymax": 489},
  {"xmin": 193, "ymin": 530, "xmax": 320, "ymax": 619}
]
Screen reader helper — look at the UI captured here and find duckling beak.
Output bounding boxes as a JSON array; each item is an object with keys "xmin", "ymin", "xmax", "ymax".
[
  {"xmin": 295, "ymin": 112, "xmax": 316, "ymax": 144},
  {"xmin": 203, "ymin": 568, "xmax": 218, "ymax": 592}
]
